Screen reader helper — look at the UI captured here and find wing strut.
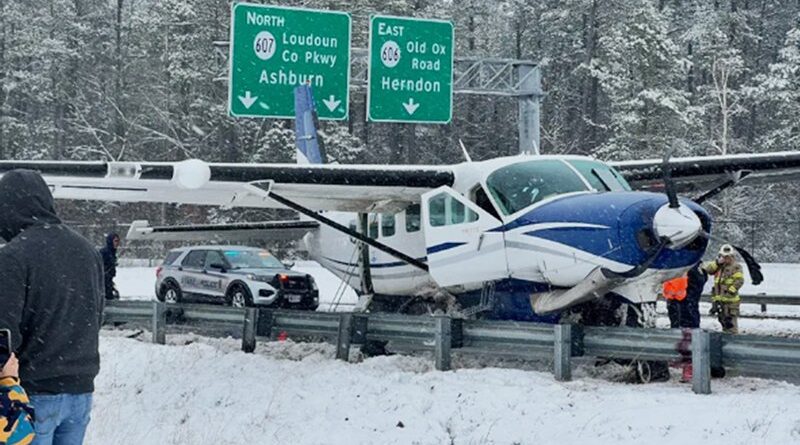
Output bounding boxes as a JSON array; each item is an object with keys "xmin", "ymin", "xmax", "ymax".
[
  {"xmin": 692, "ymin": 170, "xmax": 751, "ymax": 204},
  {"xmin": 357, "ymin": 213, "xmax": 375, "ymax": 294},
  {"xmin": 267, "ymin": 191, "xmax": 429, "ymax": 272}
]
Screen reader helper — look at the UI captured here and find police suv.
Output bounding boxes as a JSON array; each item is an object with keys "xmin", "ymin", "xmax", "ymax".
[{"xmin": 155, "ymin": 246, "xmax": 319, "ymax": 310}]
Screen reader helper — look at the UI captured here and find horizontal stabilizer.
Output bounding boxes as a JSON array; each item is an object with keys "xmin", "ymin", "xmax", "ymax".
[{"xmin": 126, "ymin": 219, "xmax": 318, "ymax": 242}]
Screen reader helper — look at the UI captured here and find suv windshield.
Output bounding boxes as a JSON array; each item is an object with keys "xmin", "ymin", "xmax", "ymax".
[
  {"xmin": 486, "ymin": 160, "xmax": 589, "ymax": 215},
  {"xmin": 223, "ymin": 250, "xmax": 284, "ymax": 269}
]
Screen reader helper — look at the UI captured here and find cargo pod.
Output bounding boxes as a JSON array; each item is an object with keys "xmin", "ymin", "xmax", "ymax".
[{"xmin": 421, "ymin": 186, "xmax": 509, "ymax": 288}]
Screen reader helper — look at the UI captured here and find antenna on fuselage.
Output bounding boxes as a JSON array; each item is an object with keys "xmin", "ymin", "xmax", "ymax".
[{"xmin": 459, "ymin": 139, "xmax": 472, "ymax": 163}]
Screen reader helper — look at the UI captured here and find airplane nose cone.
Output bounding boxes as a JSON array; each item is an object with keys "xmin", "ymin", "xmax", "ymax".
[{"xmin": 653, "ymin": 203, "xmax": 702, "ymax": 249}]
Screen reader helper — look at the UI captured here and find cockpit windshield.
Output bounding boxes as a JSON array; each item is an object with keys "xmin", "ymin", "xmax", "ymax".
[
  {"xmin": 486, "ymin": 160, "xmax": 589, "ymax": 215},
  {"xmin": 567, "ymin": 160, "xmax": 632, "ymax": 192}
]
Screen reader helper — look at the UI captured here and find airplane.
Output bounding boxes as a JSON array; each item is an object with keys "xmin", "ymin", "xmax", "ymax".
[{"xmin": 0, "ymin": 87, "xmax": 796, "ymax": 327}]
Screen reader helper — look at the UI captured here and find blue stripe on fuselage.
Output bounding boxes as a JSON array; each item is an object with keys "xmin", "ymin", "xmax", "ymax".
[{"xmin": 322, "ymin": 256, "xmax": 426, "ymax": 269}]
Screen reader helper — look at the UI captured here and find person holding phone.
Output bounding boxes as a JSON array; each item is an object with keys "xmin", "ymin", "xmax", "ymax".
[
  {"xmin": 0, "ymin": 170, "xmax": 105, "ymax": 445},
  {"xmin": 0, "ymin": 348, "xmax": 36, "ymax": 445}
]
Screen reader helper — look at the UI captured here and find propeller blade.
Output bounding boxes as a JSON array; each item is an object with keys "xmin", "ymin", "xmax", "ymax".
[
  {"xmin": 661, "ymin": 149, "xmax": 680, "ymax": 209},
  {"xmin": 732, "ymin": 244, "xmax": 764, "ymax": 285},
  {"xmin": 602, "ymin": 237, "xmax": 670, "ymax": 279},
  {"xmin": 693, "ymin": 170, "xmax": 751, "ymax": 204}
]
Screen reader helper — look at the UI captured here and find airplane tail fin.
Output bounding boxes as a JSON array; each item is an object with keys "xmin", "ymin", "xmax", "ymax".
[{"xmin": 294, "ymin": 84, "xmax": 327, "ymax": 165}]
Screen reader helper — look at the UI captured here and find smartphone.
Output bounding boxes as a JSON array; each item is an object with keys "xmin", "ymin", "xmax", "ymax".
[{"xmin": 0, "ymin": 329, "xmax": 10, "ymax": 368}]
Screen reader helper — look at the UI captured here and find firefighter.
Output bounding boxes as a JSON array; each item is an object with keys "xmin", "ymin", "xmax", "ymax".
[{"xmin": 703, "ymin": 244, "xmax": 744, "ymax": 334}]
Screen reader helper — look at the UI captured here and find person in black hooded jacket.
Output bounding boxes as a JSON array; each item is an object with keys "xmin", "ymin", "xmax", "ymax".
[
  {"xmin": 0, "ymin": 169, "xmax": 104, "ymax": 445},
  {"xmin": 99, "ymin": 232, "xmax": 120, "ymax": 300}
]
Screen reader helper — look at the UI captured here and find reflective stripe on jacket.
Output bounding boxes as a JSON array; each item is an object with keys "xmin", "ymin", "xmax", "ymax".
[
  {"xmin": 663, "ymin": 276, "xmax": 688, "ymax": 301},
  {"xmin": 703, "ymin": 260, "xmax": 744, "ymax": 304}
]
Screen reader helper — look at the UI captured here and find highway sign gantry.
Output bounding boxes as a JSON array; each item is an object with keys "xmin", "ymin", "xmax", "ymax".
[
  {"xmin": 228, "ymin": 3, "xmax": 351, "ymax": 120},
  {"xmin": 367, "ymin": 15, "xmax": 454, "ymax": 124}
]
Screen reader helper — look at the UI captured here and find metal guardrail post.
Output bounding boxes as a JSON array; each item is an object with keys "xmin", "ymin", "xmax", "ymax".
[
  {"xmin": 242, "ymin": 308, "xmax": 258, "ymax": 353},
  {"xmin": 554, "ymin": 324, "xmax": 572, "ymax": 381},
  {"xmin": 434, "ymin": 315, "xmax": 452, "ymax": 371},
  {"xmin": 336, "ymin": 313, "xmax": 354, "ymax": 362},
  {"xmin": 351, "ymin": 314, "xmax": 369, "ymax": 344},
  {"xmin": 256, "ymin": 309, "xmax": 273, "ymax": 338},
  {"xmin": 691, "ymin": 329, "xmax": 711, "ymax": 394},
  {"xmin": 152, "ymin": 301, "xmax": 166, "ymax": 345}
]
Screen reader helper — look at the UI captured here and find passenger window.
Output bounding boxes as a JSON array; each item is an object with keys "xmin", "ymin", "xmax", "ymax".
[
  {"xmin": 205, "ymin": 251, "xmax": 227, "ymax": 270},
  {"xmin": 405, "ymin": 204, "xmax": 421, "ymax": 233},
  {"xmin": 429, "ymin": 194, "xmax": 447, "ymax": 227},
  {"xmin": 163, "ymin": 251, "xmax": 181, "ymax": 265},
  {"xmin": 182, "ymin": 250, "xmax": 206, "ymax": 268},
  {"xmin": 368, "ymin": 215, "xmax": 379, "ymax": 239},
  {"xmin": 429, "ymin": 193, "xmax": 477, "ymax": 227},
  {"xmin": 381, "ymin": 213, "xmax": 396, "ymax": 237}
]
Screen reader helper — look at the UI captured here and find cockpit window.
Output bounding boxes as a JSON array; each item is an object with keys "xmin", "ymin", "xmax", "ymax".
[
  {"xmin": 568, "ymin": 160, "xmax": 632, "ymax": 192},
  {"xmin": 486, "ymin": 160, "xmax": 589, "ymax": 215}
]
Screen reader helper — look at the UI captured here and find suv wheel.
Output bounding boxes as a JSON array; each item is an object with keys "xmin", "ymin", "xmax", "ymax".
[
  {"xmin": 228, "ymin": 284, "xmax": 253, "ymax": 308},
  {"xmin": 160, "ymin": 281, "xmax": 182, "ymax": 304}
]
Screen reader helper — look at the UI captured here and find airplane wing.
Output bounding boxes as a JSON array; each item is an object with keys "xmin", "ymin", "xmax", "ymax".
[
  {"xmin": 126, "ymin": 220, "xmax": 319, "ymax": 243},
  {"xmin": 0, "ymin": 160, "xmax": 455, "ymax": 213},
  {"xmin": 612, "ymin": 151, "xmax": 800, "ymax": 193}
]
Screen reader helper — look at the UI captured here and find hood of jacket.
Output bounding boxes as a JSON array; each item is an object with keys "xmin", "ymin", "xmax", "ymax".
[
  {"xmin": 0, "ymin": 170, "xmax": 61, "ymax": 242},
  {"xmin": 105, "ymin": 232, "xmax": 120, "ymax": 252}
]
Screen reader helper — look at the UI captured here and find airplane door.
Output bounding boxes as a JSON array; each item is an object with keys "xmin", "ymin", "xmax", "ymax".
[{"xmin": 421, "ymin": 186, "xmax": 510, "ymax": 287}]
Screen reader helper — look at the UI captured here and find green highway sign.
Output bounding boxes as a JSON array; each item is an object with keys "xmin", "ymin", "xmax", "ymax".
[
  {"xmin": 367, "ymin": 15, "xmax": 454, "ymax": 124},
  {"xmin": 228, "ymin": 3, "xmax": 351, "ymax": 120}
]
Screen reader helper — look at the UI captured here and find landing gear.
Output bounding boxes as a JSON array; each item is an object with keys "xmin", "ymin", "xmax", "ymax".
[
  {"xmin": 574, "ymin": 295, "xmax": 670, "ymax": 384},
  {"xmin": 359, "ymin": 292, "xmax": 453, "ymax": 357}
]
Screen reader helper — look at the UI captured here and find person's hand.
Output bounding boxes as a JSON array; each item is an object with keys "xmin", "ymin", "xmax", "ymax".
[{"xmin": 1, "ymin": 354, "xmax": 19, "ymax": 379}]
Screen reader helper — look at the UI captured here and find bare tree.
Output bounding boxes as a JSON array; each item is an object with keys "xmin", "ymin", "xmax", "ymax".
[{"xmin": 711, "ymin": 56, "xmax": 743, "ymax": 155}]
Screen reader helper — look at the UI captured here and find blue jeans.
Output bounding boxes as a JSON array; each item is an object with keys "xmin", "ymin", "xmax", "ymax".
[{"xmin": 29, "ymin": 393, "xmax": 92, "ymax": 445}]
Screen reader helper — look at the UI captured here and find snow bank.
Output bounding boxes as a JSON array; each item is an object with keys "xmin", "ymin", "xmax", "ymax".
[{"xmin": 88, "ymin": 333, "xmax": 800, "ymax": 445}]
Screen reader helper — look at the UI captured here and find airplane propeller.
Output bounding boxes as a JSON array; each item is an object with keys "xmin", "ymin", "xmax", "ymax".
[
  {"xmin": 661, "ymin": 149, "xmax": 680, "ymax": 209},
  {"xmin": 659, "ymin": 149, "xmax": 762, "ymax": 285}
]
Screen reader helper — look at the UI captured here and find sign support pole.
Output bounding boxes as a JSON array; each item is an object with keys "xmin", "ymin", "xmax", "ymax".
[{"xmin": 517, "ymin": 65, "xmax": 542, "ymax": 155}]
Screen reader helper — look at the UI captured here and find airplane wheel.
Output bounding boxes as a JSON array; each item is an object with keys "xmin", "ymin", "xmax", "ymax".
[{"xmin": 632, "ymin": 360, "xmax": 670, "ymax": 384}]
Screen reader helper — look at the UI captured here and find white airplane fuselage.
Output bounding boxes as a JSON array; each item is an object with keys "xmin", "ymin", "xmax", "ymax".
[{"xmin": 302, "ymin": 155, "xmax": 709, "ymax": 321}]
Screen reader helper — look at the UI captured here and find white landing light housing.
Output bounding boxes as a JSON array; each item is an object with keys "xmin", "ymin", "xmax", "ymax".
[{"xmin": 173, "ymin": 159, "xmax": 211, "ymax": 190}]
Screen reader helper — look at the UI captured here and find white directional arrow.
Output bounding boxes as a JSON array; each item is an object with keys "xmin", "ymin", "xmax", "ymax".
[
  {"xmin": 322, "ymin": 95, "xmax": 341, "ymax": 112},
  {"xmin": 402, "ymin": 98, "xmax": 420, "ymax": 115},
  {"xmin": 238, "ymin": 91, "xmax": 258, "ymax": 109}
]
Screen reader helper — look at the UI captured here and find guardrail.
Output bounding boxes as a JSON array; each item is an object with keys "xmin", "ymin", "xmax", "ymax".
[
  {"xmin": 701, "ymin": 294, "xmax": 800, "ymax": 312},
  {"xmin": 103, "ymin": 301, "xmax": 800, "ymax": 395}
]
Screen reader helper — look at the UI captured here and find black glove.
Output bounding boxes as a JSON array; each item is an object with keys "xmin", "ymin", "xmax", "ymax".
[{"xmin": 709, "ymin": 301, "xmax": 720, "ymax": 316}]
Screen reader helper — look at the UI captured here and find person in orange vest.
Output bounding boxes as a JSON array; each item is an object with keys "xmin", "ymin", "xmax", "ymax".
[{"xmin": 663, "ymin": 275, "xmax": 689, "ymax": 328}]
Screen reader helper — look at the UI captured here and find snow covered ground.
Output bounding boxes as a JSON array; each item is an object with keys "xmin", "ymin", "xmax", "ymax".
[
  {"xmin": 89, "ymin": 332, "xmax": 800, "ymax": 445},
  {"xmin": 100, "ymin": 265, "xmax": 800, "ymax": 444}
]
